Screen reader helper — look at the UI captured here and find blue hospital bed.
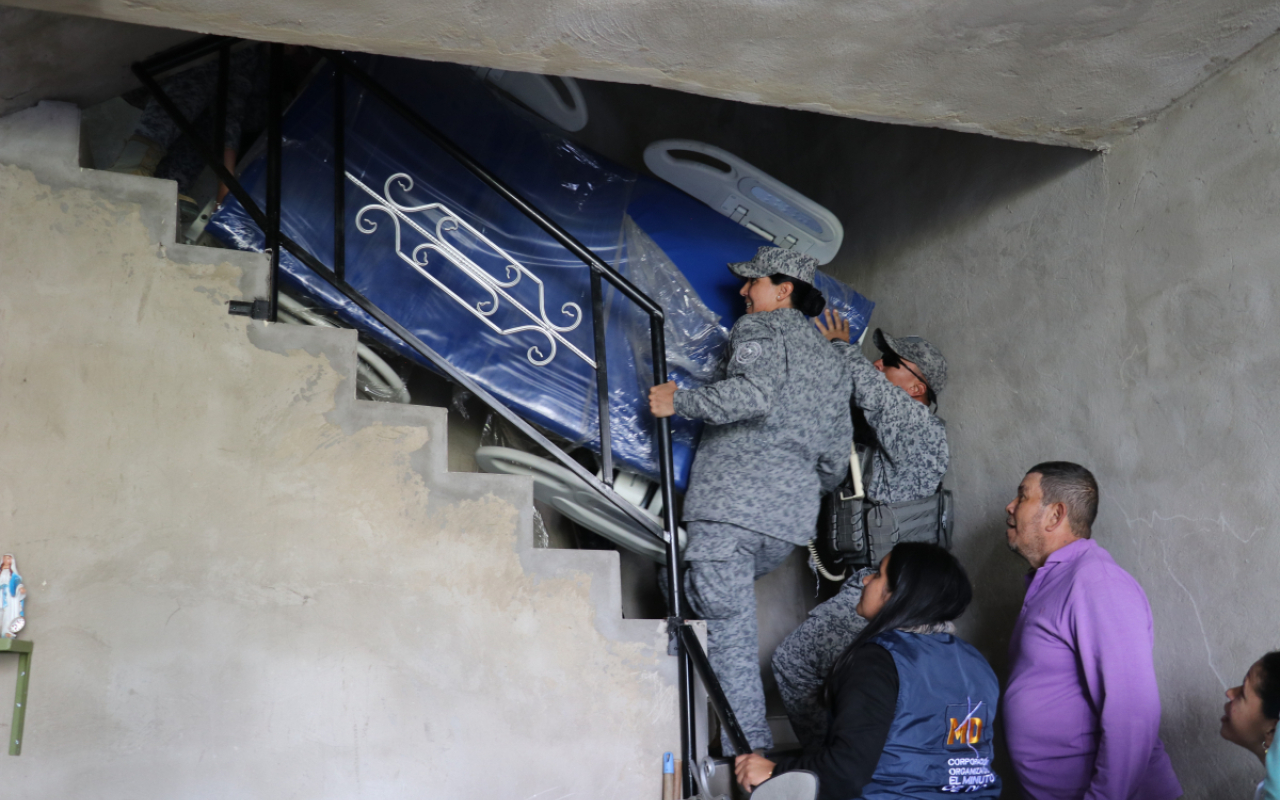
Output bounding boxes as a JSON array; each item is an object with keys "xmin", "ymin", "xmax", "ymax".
[{"xmin": 208, "ymin": 55, "xmax": 873, "ymax": 491}]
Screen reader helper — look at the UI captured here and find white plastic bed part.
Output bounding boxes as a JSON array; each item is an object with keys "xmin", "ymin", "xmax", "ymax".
[
  {"xmin": 276, "ymin": 292, "xmax": 412, "ymax": 405},
  {"xmin": 474, "ymin": 446, "xmax": 687, "ymax": 563},
  {"xmin": 472, "ymin": 68, "xmax": 589, "ymax": 132},
  {"xmin": 643, "ymin": 139, "xmax": 844, "ymax": 264}
]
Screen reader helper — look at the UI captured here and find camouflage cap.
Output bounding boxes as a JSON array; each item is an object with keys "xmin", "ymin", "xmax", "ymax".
[
  {"xmin": 727, "ymin": 246, "xmax": 819, "ymax": 285},
  {"xmin": 874, "ymin": 329, "xmax": 948, "ymax": 395}
]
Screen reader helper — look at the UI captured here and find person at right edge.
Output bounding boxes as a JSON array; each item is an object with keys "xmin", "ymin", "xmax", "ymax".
[
  {"xmin": 1003, "ymin": 461, "xmax": 1182, "ymax": 799},
  {"xmin": 771, "ymin": 311, "xmax": 949, "ymax": 749},
  {"xmin": 1219, "ymin": 650, "xmax": 1280, "ymax": 798}
]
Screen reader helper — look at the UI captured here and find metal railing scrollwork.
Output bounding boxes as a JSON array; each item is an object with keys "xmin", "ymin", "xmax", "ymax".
[{"xmin": 349, "ymin": 171, "xmax": 592, "ymax": 368}]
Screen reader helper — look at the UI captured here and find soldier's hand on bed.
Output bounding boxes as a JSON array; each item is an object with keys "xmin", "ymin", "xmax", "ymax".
[
  {"xmin": 648, "ymin": 381, "xmax": 677, "ymax": 418},
  {"xmin": 815, "ymin": 309, "xmax": 851, "ymax": 343}
]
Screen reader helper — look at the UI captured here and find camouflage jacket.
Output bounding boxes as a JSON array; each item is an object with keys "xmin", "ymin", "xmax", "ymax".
[
  {"xmin": 674, "ymin": 308, "xmax": 852, "ymax": 545},
  {"xmin": 832, "ymin": 340, "xmax": 949, "ymax": 504}
]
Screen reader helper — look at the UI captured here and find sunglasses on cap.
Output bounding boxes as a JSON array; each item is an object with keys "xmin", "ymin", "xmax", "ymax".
[
  {"xmin": 880, "ymin": 349, "xmax": 932, "ymax": 396},
  {"xmin": 879, "ymin": 350, "xmax": 903, "ymax": 369}
]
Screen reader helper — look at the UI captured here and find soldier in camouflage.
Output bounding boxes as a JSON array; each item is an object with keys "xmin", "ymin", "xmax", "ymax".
[
  {"xmin": 771, "ymin": 318, "xmax": 950, "ymax": 749},
  {"xmin": 649, "ymin": 246, "xmax": 852, "ymax": 754}
]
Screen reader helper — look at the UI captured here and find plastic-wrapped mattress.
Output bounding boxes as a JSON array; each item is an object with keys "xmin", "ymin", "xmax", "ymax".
[{"xmin": 208, "ymin": 55, "xmax": 874, "ymax": 490}]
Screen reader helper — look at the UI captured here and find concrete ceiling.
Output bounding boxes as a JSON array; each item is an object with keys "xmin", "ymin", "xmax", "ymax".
[
  {"xmin": 0, "ymin": 7, "xmax": 194, "ymax": 119},
  {"xmin": 3, "ymin": 0, "xmax": 1280, "ymax": 149}
]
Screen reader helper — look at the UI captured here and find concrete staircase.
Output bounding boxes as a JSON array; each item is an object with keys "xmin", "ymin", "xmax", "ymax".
[{"xmin": 0, "ymin": 100, "xmax": 687, "ymax": 798}]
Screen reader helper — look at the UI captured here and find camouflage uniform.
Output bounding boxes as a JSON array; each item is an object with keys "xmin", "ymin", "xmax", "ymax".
[
  {"xmin": 771, "ymin": 334, "xmax": 949, "ymax": 749},
  {"xmin": 674, "ymin": 251, "xmax": 852, "ymax": 753}
]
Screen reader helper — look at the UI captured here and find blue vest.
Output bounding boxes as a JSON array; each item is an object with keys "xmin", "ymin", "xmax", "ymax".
[{"xmin": 859, "ymin": 630, "xmax": 1001, "ymax": 798}]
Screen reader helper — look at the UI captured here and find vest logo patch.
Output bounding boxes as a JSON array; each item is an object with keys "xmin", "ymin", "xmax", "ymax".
[
  {"xmin": 941, "ymin": 701, "xmax": 997, "ymax": 793},
  {"xmin": 946, "ymin": 715, "xmax": 982, "ymax": 746},
  {"xmin": 943, "ymin": 702, "xmax": 989, "ymax": 748}
]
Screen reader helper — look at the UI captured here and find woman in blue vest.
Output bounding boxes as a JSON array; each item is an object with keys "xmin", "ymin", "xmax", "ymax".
[{"xmin": 735, "ymin": 542, "xmax": 1000, "ymax": 799}]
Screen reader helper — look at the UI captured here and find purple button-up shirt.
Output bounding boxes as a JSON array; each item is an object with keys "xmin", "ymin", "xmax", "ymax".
[{"xmin": 1004, "ymin": 538, "xmax": 1181, "ymax": 800}]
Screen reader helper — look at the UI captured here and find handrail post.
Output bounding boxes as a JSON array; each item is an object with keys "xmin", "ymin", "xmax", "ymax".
[
  {"xmin": 670, "ymin": 610, "xmax": 695, "ymax": 799},
  {"xmin": 677, "ymin": 643, "xmax": 696, "ymax": 798},
  {"xmin": 213, "ymin": 43, "xmax": 229, "ymax": 176},
  {"xmin": 264, "ymin": 42, "xmax": 283, "ymax": 322},
  {"xmin": 652, "ymin": 317, "xmax": 680, "ymax": 609},
  {"xmin": 333, "ymin": 63, "xmax": 346, "ymax": 284},
  {"xmin": 651, "ymin": 314, "xmax": 698, "ymax": 794},
  {"xmin": 590, "ymin": 270, "xmax": 614, "ymax": 485}
]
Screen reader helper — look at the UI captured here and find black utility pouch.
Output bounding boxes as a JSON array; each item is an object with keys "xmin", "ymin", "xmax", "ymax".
[{"xmin": 817, "ymin": 445, "xmax": 952, "ymax": 573}]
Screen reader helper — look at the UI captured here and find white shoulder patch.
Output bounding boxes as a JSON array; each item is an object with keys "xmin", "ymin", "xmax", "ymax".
[{"xmin": 735, "ymin": 340, "xmax": 764, "ymax": 366}]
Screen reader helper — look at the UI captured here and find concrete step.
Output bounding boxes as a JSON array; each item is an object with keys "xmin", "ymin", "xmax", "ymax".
[{"xmin": 0, "ymin": 99, "xmax": 690, "ymax": 799}]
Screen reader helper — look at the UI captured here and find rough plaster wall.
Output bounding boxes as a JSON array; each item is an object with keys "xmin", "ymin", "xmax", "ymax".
[
  {"xmin": 6, "ymin": 0, "xmax": 1280, "ymax": 148},
  {"xmin": 817, "ymin": 30, "xmax": 1280, "ymax": 799},
  {"xmin": 0, "ymin": 7, "xmax": 194, "ymax": 118},
  {"xmin": 569, "ymin": 37, "xmax": 1280, "ymax": 795},
  {"xmin": 0, "ymin": 102, "xmax": 678, "ymax": 798}
]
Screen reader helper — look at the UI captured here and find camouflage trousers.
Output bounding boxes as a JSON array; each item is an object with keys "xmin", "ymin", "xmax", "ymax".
[
  {"xmin": 771, "ymin": 567, "xmax": 873, "ymax": 749},
  {"xmin": 682, "ymin": 520, "xmax": 796, "ymax": 754}
]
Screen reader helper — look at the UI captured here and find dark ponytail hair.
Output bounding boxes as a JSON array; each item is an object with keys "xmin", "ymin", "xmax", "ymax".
[
  {"xmin": 1258, "ymin": 651, "xmax": 1280, "ymax": 720},
  {"xmin": 824, "ymin": 542, "xmax": 973, "ymax": 704},
  {"xmin": 769, "ymin": 273, "xmax": 826, "ymax": 317}
]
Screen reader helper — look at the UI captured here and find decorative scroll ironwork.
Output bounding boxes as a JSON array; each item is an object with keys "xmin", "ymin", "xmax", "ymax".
[{"xmin": 349, "ymin": 171, "xmax": 593, "ymax": 368}]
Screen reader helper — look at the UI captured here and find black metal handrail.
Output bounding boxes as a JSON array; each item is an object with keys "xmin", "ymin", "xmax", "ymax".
[{"xmin": 133, "ymin": 39, "xmax": 751, "ymax": 795}]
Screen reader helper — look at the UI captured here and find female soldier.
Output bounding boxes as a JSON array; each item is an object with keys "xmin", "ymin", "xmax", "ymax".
[
  {"xmin": 736, "ymin": 542, "xmax": 1000, "ymax": 799},
  {"xmin": 648, "ymin": 246, "xmax": 852, "ymax": 754}
]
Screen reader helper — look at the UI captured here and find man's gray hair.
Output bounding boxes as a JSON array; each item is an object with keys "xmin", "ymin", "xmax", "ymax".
[{"xmin": 1028, "ymin": 461, "xmax": 1099, "ymax": 538}]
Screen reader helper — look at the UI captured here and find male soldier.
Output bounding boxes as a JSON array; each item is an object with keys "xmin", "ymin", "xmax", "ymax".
[
  {"xmin": 771, "ymin": 312, "xmax": 949, "ymax": 748},
  {"xmin": 1004, "ymin": 462, "xmax": 1181, "ymax": 799}
]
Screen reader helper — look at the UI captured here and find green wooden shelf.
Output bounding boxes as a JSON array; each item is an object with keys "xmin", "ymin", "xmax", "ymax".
[{"xmin": 0, "ymin": 638, "xmax": 32, "ymax": 755}]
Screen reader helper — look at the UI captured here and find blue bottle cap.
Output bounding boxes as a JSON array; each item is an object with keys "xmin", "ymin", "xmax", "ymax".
[{"xmin": 664, "ymin": 752, "xmax": 674, "ymax": 773}]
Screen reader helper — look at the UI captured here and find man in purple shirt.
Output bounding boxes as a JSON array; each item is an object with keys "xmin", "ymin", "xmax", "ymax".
[{"xmin": 1003, "ymin": 462, "xmax": 1181, "ymax": 800}]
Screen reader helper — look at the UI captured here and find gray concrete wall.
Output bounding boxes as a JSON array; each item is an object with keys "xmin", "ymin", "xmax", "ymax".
[
  {"xmin": 572, "ymin": 27, "xmax": 1280, "ymax": 799},
  {"xmin": 0, "ymin": 101, "xmax": 680, "ymax": 798},
  {"xmin": 827, "ymin": 28, "xmax": 1280, "ymax": 800}
]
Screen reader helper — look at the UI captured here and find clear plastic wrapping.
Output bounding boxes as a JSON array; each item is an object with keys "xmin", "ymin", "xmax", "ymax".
[
  {"xmin": 619, "ymin": 214, "xmax": 729, "ymax": 387},
  {"xmin": 209, "ymin": 54, "xmax": 874, "ymax": 490}
]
